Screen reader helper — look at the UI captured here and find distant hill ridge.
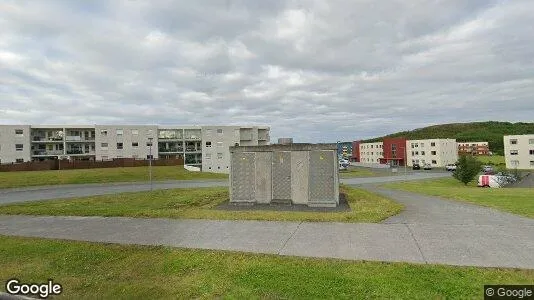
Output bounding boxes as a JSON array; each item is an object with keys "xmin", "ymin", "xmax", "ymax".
[{"xmin": 361, "ymin": 121, "xmax": 534, "ymax": 155}]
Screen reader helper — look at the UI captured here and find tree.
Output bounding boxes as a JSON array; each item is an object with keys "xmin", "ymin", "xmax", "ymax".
[{"xmin": 453, "ymin": 155, "xmax": 482, "ymax": 185}]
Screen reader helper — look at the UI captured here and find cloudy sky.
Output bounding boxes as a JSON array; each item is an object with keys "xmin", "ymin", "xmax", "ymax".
[{"xmin": 1, "ymin": 0, "xmax": 533, "ymax": 142}]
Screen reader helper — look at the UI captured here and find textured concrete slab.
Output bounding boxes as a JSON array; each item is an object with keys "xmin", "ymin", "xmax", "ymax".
[{"xmin": 279, "ymin": 222, "xmax": 425, "ymax": 264}]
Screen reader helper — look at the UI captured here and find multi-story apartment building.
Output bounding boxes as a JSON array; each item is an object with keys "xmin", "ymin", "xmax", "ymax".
[
  {"xmin": 0, "ymin": 125, "xmax": 270, "ymax": 173},
  {"xmin": 406, "ymin": 139, "xmax": 458, "ymax": 167},
  {"xmin": 354, "ymin": 141, "xmax": 384, "ymax": 164},
  {"xmin": 457, "ymin": 141, "xmax": 490, "ymax": 155},
  {"xmin": 504, "ymin": 134, "xmax": 534, "ymax": 170}
]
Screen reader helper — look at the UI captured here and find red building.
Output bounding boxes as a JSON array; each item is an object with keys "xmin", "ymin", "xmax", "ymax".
[
  {"xmin": 351, "ymin": 141, "xmax": 361, "ymax": 162},
  {"xmin": 379, "ymin": 137, "xmax": 407, "ymax": 166}
]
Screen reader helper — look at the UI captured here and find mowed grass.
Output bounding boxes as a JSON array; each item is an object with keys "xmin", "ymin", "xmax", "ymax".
[
  {"xmin": 0, "ymin": 166, "xmax": 227, "ymax": 189},
  {"xmin": 0, "ymin": 186, "xmax": 402, "ymax": 223},
  {"xmin": 383, "ymin": 177, "xmax": 534, "ymax": 218},
  {"xmin": 1, "ymin": 236, "xmax": 533, "ymax": 299},
  {"xmin": 339, "ymin": 167, "xmax": 383, "ymax": 178},
  {"xmin": 476, "ymin": 155, "xmax": 505, "ymax": 166}
]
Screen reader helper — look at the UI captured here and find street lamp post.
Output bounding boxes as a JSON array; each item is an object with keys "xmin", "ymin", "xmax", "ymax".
[{"xmin": 148, "ymin": 137, "xmax": 153, "ymax": 191}]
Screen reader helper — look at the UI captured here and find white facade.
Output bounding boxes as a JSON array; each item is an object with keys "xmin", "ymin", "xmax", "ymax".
[
  {"xmin": 406, "ymin": 139, "xmax": 458, "ymax": 167},
  {"xmin": 504, "ymin": 135, "xmax": 534, "ymax": 170},
  {"xmin": 359, "ymin": 142, "xmax": 384, "ymax": 164},
  {"xmin": 0, "ymin": 124, "xmax": 270, "ymax": 173},
  {"xmin": 0, "ymin": 125, "xmax": 31, "ymax": 164}
]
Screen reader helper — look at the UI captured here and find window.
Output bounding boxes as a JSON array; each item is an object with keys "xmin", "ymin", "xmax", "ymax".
[
  {"xmin": 411, "ymin": 151, "xmax": 415, "ymax": 156},
  {"xmin": 205, "ymin": 153, "xmax": 212, "ymax": 160},
  {"xmin": 217, "ymin": 153, "xmax": 223, "ymax": 159},
  {"xmin": 117, "ymin": 143, "xmax": 124, "ymax": 150},
  {"xmin": 529, "ymin": 139, "xmax": 534, "ymax": 144},
  {"xmin": 371, "ymin": 145, "xmax": 374, "ymax": 148},
  {"xmin": 101, "ymin": 156, "xmax": 109, "ymax": 160},
  {"xmin": 421, "ymin": 151, "xmax": 425, "ymax": 155},
  {"xmin": 531, "ymin": 161, "xmax": 534, "ymax": 166},
  {"xmin": 15, "ymin": 129, "xmax": 23, "ymax": 136},
  {"xmin": 431, "ymin": 160, "xmax": 437, "ymax": 164},
  {"xmin": 530, "ymin": 150, "xmax": 534, "ymax": 155},
  {"xmin": 431, "ymin": 142, "xmax": 436, "ymax": 147},
  {"xmin": 132, "ymin": 129, "xmax": 139, "ymax": 135},
  {"xmin": 101, "ymin": 143, "xmax": 108, "ymax": 148},
  {"xmin": 511, "ymin": 160, "xmax": 519, "ymax": 167},
  {"xmin": 15, "ymin": 144, "xmax": 23, "ymax": 151},
  {"xmin": 415, "ymin": 144, "xmax": 418, "ymax": 148},
  {"xmin": 217, "ymin": 142, "xmax": 223, "ymax": 147},
  {"xmin": 16, "ymin": 158, "xmax": 24, "ymax": 163},
  {"xmin": 206, "ymin": 141, "xmax": 212, "ymax": 148},
  {"xmin": 206, "ymin": 129, "xmax": 213, "ymax": 135},
  {"xmin": 146, "ymin": 141, "xmax": 153, "ymax": 147},
  {"xmin": 100, "ymin": 129, "xmax": 108, "ymax": 136},
  {"xmin": 420, "ymin": 143, "xmax": 424, "ymax": 147},
  {"xmin": 510, "ymin": 150, "xmax": 519, "ymax": 155},
  {"xmin": 217, "ymin": 129, "xmax": 223, "ymax": 134},
  {"xmin": 510, "ymin": 139, "xmax": 517, "ymax": 145},
  {"xmin": 431, "ymin": 151, "xmax": 437, "ymax": 155},
  {"xmin": 147, "ymin": 155, "xmax": 153, "ymax": 159},
  {"xmin": 132, "ymin": 142, "xmax": 139, "ymax": 147},
  {"xmin": 116, "ymin": 129, "xmax": 123, "ymax": 136}
]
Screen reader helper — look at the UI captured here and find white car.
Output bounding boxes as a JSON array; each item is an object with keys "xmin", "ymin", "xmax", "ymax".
[{"xmin": 445, "ymin": 164, "xmax": 457, "ymax": 171}]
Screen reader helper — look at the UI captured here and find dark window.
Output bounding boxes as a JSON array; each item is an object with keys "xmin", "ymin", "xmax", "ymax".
[
  {"xmin": 15, "ymin": 129, "xmax": 23, "ymax": 135},
  {"xmin": 206, "ymin": 141, "xmax": 212, "ymax": 147},
  {"xmin": 431, "ymin": 151, "xmax": 437, "ymax": 155},
  {"xmin": 431, "ymin": 142, "xmax": 436, "ymax": 147},
  {"xmin": 117, "ymin": 143, "xmax": 123, "ymax": 150},
  {"xmin": 16, "ymin": 158, "xmax": 24, "ymax": 163},
  {"xmin": 147, "ymin": 155, "xmax": 153, "ymax": 159},
  {"xmin": 132, "ymin": 142, "xmax": 139, "ymax": 147},
  {"xmin": 510, "ymin": 150, "xmax": 518, "ymax": 155},
  {"xmin": 217, "ymin": 129, "xmax": 223, "ymax": 134},
  {"xmin": 146, "ymin": 142, "xmax": 153, "ymax": 147},
  {"xmin": 529, "ymin": 150, "xmax": 534, "ymax": 155},
  {"xmin": 510, "ymin": 139, "xmax": 517, "ymax": 145},
  {"xmin": 15, "ymin": 144, "xmax": 23, "ymax": 151},
  {"xmin": 432, "ymin": 160, "xmax": 437, "ymax": 164}
]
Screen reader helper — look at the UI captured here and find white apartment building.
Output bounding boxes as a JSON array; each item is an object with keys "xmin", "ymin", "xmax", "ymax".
[
  {"xmin": 358, "ymin": 142, "xmax": 384, "ymax": 164},
  {"xmin": 0, "ymin": 125, "xmax": 270, "ymax": 173},
  {"xmin": 406, "ymin": 139, "xmax": 458, "ymax": 167},
  {"xmin": 504, "ymin": 134, "xmax": 534, "ymax": 170}
]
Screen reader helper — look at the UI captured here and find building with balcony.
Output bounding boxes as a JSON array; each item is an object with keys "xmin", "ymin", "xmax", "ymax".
[
  {"xmin": 0, "ymin": 124, "xmax": 270, "ymax": 173},
  {"xmin": 504, "ymin": 134, "xmax": 534, "ymax": 170},
  {"xmin": 457, "ymin": 141, "xmax": 490, "ymax": 155}
]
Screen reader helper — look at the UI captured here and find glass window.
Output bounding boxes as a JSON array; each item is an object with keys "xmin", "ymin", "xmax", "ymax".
[
  {"xmin": 529, "ymin": 139, "xmax": 534, "ymax": 144},
  {"xmin": 132, "ymin": 142, "xmax": 139, "ymax": 147},
  {"xmin": 100, "ymin": 129, "xmax": 108, "ymax": 136},
  {"xmin": 15, "ymin": 129, "xmax": 23, "ymax": 135},
  {"xmin": 16, "ymin": 158, "xmax": 24, "ymax": 163},
  {"xmin": 510, "ymin": 150, "xmax": 518, "ymax": 155},
  {"xmin": 101, "ymin": 143, "xmax": 108, "ymax": 148},
  {"xmin": 217, "ymin": 129, "xmax": 223, "ymax": 134},
  {"xmin": 116, "ymin": 129, "xmax": 123, "ymax": 136},
  {"xmin": 431, "ymin": 142, "xmax": 436, "ymax": 147},
  {"xmin": 217, "ymin": 153, "xmax": 223, "ymax": 159},
  {"xmin": 431, "ymin": 151, "xmax": 437, "ymax": 155},
  {"xmin": 206, "ymin": 141, "xmax": 212, "ymax": 147},
  {"xmin": 117, "ymin": 143, "xmax": 123, "ymax": 150},
  {"xmin": 510, "ymin": 139, "xmax": 517, "ymax": 145},
  {"xmin": 15, "ymin": 144, "xmax": 23, "ymax": 151}
]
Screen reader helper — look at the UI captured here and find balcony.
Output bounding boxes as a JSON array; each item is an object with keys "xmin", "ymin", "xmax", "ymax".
[
  {"xmin": 66, "ymin": 150, "xmax": 95, "ymax": 155},
  {"xmin": 32, "ymin": 150, "xmax": 64, "ymax": 156},
  {"xmin": 158, "ymin": 147, "xmax": 182, "ymax": 153},
  {"xmin": 240, "ymin": 133, "xmax": 253, "ymax": 141},
  {"xmin": 32, "ymin": 136, "xmax": 64, "ymax": 142}
]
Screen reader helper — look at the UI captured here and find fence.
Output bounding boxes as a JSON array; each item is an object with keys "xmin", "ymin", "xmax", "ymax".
[{"xmin": 0, "ymin": 158, "xmax": 184, "ymax": 172}]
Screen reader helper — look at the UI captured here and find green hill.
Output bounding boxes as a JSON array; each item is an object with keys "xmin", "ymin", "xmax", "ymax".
[{"xmin": 362, "ymin": 121, "xmax": 534, "ymax": 155}]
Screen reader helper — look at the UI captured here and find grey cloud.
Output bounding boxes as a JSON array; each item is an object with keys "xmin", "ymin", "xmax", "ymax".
[{"xmin": 1, "ymin": 0, "xmax": 533, "ymax": 142}]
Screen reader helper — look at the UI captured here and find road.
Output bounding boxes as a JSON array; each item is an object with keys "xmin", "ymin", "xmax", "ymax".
[{"xmin": 0, "ymin": 172, "xmax": 451, "ymax": 205}]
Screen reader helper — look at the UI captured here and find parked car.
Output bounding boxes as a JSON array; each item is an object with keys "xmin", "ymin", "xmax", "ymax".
[
  {"xmin": 482, "ymin": 165, "xmax": 494, "ymax": 173},
  {"xmin": 423, "ymin": 163, "xmax": 432, "ymax": 170},
  {"xmin": 445, "ymin": 164, "xmax": 457, "ymax": 171},
  {"xmin": 412, "ymin": 163, "xmax": 421, "ymax": 170}
]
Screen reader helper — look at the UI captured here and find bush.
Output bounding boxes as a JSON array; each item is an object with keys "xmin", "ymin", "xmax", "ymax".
[{"xmin": 453, "ymin": 155, "xmax": 483, "ymax": 185}]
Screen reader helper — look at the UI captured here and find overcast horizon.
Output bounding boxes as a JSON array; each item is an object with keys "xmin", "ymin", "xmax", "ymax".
[{"xmin": 1, "ymin": 0, "xmax": 533, "ymax": 143}]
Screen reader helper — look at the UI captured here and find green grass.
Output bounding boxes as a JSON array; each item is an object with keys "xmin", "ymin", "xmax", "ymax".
[
  {"xmin": 476, "ymin": 155, "xmax": 505, "ymax": 166},
  {"xmin": 0, "ymin": 186, "xmax": 402, "ymax": 223},
  {"xmin": 383, "ymin": 178, "xmax": 534, "ymax": 218},
  {"xmin": 1, "ymin": 235, "xmax": 533, "ymax": 299},
  {"xmin": 0, "ymin": 166, "xmax": 228, "ymax": 189},
  {"xmin": 339, "ymin": 167, "xmax": 378, "ymax": 178}
]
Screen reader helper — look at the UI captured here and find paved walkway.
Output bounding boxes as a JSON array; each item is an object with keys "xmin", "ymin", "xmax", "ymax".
[
  {"xmin": 1, "ymin": 185, "xmax": 533, "ymax": 269},
  {"xmin": 0, "ymin": 172, "xmax": 451, "ymax": 205}
]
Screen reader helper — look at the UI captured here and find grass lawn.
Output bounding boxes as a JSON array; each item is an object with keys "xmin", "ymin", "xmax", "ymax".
[
  {"xmin": 476, "ymin": 155, "xmax": 505, "ymax": 166},
  {"xmin": 382, "ymin": 177, "xmax": 534, "ymax": 218},
  {"xmin": 1, "ymin": 236, "xmax": 533, "ymax": 299},
  {"xmin": 0, "ymin": 186, "xmax": 402, "ymax": 223},
  {"xmin": 339, "ymin": 167, "xmax": 383, "ymax": 178},
  {"xmin": 0, "ymin": 166, "xmax": 227, "ymax": 189}
]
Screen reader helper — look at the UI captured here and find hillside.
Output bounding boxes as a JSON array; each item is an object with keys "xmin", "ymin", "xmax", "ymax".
[{"xmin": 361, "ymin": 121, "xmax": 534, "ymax": 155}]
